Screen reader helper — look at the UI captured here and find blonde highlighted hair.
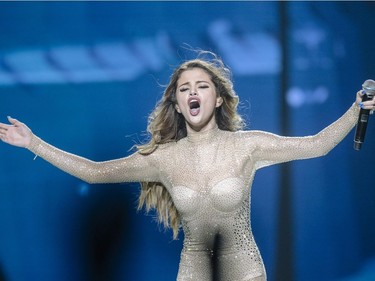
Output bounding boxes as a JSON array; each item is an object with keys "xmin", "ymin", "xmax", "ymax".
[{"xmin": 137, "ymin": 52, "xmax": 245, "ymax": 239}]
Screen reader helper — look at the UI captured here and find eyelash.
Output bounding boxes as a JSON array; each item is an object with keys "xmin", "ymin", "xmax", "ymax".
[{"xmin": 179, "ymin": 85, "xmax": 209, "ymax": 92}]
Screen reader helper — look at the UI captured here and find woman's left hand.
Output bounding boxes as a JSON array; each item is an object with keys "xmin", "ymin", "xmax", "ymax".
[
  {"xmin": 0, "ymin": 117, "xmax": 33, "ymax": 148},
  {"xmin": 356, "ymin": 90, "xmax": 375, "ymax": 112}
]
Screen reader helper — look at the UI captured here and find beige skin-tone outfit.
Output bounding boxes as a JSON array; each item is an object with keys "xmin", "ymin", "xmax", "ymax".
[{"xmin": 27, "ymin": 103, "xmax": 359, "ymax": 281}]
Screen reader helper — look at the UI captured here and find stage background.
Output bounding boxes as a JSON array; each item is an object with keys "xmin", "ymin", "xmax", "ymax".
[{"xmin": 0, "ymin": 2, "xmax": 374, "ymax": 281}]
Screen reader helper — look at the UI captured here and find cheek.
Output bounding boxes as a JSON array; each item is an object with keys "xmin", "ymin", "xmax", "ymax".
[
  {"xmin": 175, "ymin": 104, "xmax": 181, "ymax": 113},
  {"xmin": 174, "ymin": 94, "xmax": 183, "ymax": 112},
  {"xmin": 175, "ymin": 97, "xmax": 183, "ymax": 112}
]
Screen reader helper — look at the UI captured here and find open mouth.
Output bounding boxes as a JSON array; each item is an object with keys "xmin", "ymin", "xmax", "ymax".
[{"xmin": 189, "ymin": 98, "xmax": 201, "ymax": 116}]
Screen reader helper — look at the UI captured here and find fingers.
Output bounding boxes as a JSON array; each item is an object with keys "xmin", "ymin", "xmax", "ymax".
[
  {"xmin": 0, "ymin": 117, "xmax": 20, "ymax": 130},
  {"xmin": 0, "ymin": 126, "xmax": 4, "ymax": 133},
  {"xmin": 358, "ymin": 97, "xmax": 375, "ymax": 110},
  {"xmin": 0, "ymin": 125, "xmax": 8, "ymax": 143},
  {"xmin": 0, "ymin": 124, "xmax": 9, "ymax": 142},
  {"xmin": 0, "ymin": 117, "xmax": 31, "ymax": 147},
  {"xmin": 0, "ymin": 120, "xmax": 10, "ymax": 142},
  {"xmin": 357, "ymin": 90, "xmax": 375, "ymax": 111},
  {"xmin": 356, "ymin": 89, "xmax": 367, "ymax": 102},
  {"xmin": 0, "ymin": 117, "xmax": 20, "ymax": 144},
  {"xmin": 0, "ymin": 128, "xmax": 7, "ymax": 142},
  {"xmin": 7, "ymin": 116, "xmax": 21, "ymax": 126},
  {"xmin": 0, "ymin": 122, "xmax": 12, "ymax": 130}
]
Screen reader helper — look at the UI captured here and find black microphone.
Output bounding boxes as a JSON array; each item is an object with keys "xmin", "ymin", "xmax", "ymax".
[{"xmin": 354, "ymin": 79, "xmax": 375, "ymax": 150}]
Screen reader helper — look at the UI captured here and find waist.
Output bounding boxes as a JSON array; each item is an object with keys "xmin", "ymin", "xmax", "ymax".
[{"xmin": 182, "ymin": 240, "xmax": 259, "ymax": 257}]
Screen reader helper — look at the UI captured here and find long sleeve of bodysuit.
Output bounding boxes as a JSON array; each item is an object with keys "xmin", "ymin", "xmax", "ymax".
[
  {"xmin": 27, "ymin": 135, "xmax": 160, "ymax": 184},
  {"xmin": 248, "ymin": 103, "xmax": 360, "ymax": 170},
  {"xmin": 26, "ymin": 103, "xmax": 360, "ymax": 184}
]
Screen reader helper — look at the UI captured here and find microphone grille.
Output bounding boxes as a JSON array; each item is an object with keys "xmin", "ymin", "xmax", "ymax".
[{"xmin": 362, "ymin": 79, "xmax": 375, "ymax": 96}]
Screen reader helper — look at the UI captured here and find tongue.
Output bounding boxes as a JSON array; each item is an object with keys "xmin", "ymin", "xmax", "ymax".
[{"xmin": 190, "ymin": 108, "xmax": 200, "ymax": 116}]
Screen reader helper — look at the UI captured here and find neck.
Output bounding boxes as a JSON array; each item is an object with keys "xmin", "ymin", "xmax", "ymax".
[{"xmin": 186, "ymin": 124, "xmax": 219, "ymax": 143}]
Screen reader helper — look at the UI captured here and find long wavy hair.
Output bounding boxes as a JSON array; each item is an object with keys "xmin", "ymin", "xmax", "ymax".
[{"xmin": 136, "ymin": 52, "xmax": 245, "ymax": 239}]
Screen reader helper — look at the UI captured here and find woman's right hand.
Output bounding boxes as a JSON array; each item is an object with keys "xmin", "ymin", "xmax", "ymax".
[{"xmin": 0, "ymin": 117, "xmax": 32, "ymax": 148}]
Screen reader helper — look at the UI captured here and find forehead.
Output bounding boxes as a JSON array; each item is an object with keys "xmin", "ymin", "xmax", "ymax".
[{"xmin": 177, "ymin": 67, "xmax": 212, "ymax": 85}]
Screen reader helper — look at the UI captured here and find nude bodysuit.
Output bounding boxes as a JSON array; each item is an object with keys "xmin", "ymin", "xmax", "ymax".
[{"xmin": 27, "ymin": 104, "xmax": 359, "ymax": 281}]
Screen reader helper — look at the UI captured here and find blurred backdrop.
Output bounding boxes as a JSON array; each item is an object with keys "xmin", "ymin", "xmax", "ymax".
[{"xmin": 0, "ymin": 2, "xmax": 374, "ymax": 281}]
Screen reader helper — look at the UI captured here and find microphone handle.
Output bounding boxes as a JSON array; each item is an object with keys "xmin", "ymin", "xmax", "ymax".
[{"xmin": 354, "ymin": 94, "xmax": 372, "ymax": 150}]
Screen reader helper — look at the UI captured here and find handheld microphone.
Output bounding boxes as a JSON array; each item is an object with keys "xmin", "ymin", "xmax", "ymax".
[{"xmin": 354, "ymin": 79, "xmax": 375, "ymax": 150}]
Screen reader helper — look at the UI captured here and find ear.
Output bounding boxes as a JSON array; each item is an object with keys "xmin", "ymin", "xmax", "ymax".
[
  {"xmin": 175, "ymin": 104, "xmax": 181, "ymax": 113},
  {"xmin": 216, "ymin": 97, "xmax": 223, "ymax": 108}
]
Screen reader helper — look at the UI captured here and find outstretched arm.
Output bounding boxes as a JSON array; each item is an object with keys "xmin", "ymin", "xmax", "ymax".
[
  {"xmin": 0, "ymin": 117, "xmax": 160, "ymax": 184},
  {"xmin": 251, "ymin": 91, "xmax": 375, "ymax": 169}
]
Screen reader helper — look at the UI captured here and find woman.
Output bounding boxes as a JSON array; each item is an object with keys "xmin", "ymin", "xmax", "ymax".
[{"xmin": 0, "ymin": 53, "xmax": 374, "ymax": 281}]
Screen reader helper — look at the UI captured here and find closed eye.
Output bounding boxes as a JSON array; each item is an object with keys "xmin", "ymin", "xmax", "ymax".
[{"xmin": 198, "ymin": 85, "xmax": 209, "ymax": 89}]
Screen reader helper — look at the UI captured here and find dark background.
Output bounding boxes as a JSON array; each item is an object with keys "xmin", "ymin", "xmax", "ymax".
[{"xmin": 0, "ymin": 2, "xmax": 374, "ymax": 281}]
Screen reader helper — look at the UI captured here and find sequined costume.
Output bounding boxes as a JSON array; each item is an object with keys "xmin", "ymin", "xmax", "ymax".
[{"xmin": 27, "ymin": 104, "xmax": 359, "ymax": 281}]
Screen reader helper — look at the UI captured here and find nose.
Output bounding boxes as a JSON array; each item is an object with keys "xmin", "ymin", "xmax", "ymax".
[{"xmin": 189, "ymin": 89, "xmax": 197, "ymax": 96}]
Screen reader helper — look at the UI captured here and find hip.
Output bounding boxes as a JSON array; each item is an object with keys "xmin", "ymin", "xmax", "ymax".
[{"xmin": 177, "ymin": 249, "xmax": 266, "ymax": 281}]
